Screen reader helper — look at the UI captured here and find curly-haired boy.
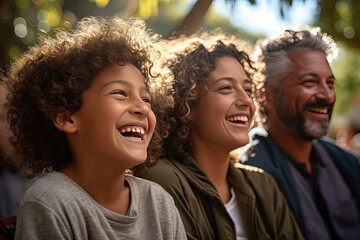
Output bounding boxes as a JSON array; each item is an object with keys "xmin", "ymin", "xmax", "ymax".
[{"xmin": 6, "ymin": 16, "xmax": 185, "ymax": 239}]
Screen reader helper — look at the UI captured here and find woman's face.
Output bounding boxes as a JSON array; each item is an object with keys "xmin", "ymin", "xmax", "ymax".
[{"xmin": 189, "ymin": 56, "xmax": 255, "ymax": 153}]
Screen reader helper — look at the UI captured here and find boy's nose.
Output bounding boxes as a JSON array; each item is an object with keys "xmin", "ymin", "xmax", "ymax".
[{"xmin": 130, "ymin": 97, "xmax": 150, "ymax": 116}]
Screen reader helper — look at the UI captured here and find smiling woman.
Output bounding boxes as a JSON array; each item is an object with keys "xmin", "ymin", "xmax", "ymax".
[
  {"xmin": 5, "ymin": 16, "xmax": 185, "ymax": 239},
  {"xmin": 140, "ymin": 34, "xmax": 304, "ymax": 240}
]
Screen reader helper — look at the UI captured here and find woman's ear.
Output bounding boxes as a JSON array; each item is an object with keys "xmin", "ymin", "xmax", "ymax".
[{"xmin": 52, "ymin": 107, "xmax": 77, "ymax": 133}]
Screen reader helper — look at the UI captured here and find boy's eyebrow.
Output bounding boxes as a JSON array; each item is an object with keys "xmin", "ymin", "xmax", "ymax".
[
  {"xmin": 101, "ymin": 80, "xmax": 150, "ymax": 93},
  {"xmin": 212, "ymin": 77, "xmax": 253, "ymax": 85}
]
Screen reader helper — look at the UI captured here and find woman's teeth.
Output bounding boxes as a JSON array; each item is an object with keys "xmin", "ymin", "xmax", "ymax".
[{"xmin": 226, "ymin": 115, "xmax": 248, "ymax": 122}]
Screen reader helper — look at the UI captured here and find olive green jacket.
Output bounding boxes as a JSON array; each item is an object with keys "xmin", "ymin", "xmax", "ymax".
[{"xmin": 141, "ymin": 156, "xmax": 304, "ymax": 240}]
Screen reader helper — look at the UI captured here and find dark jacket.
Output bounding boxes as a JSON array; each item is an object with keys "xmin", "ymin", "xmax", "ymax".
[
  {"xmin": 242, "ymin": 129, "xmax": 360, "ymax": 237},
  {"xmin": 141, "ymin": 156, "xmax": 304, "ymax": 240}
]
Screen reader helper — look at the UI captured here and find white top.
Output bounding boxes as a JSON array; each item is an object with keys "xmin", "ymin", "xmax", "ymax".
[
  {"xmin": 225, "ymin": 187, "xmax": 248, "ymax": 240},
  {"xmin": 15, "ymin": 172, "xmax": 186, "ymax": 239}
]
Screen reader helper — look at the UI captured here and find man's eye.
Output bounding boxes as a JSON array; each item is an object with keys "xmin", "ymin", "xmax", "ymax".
[
  {"xmin": 327, "ymin": 80, "xmax": 335, "ymax": 87},
  {"xmin": 301, "ymin": 79, "xmax": 316, "ymax": 86}
]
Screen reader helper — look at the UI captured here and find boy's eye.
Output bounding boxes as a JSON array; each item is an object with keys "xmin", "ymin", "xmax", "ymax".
[
  {"xmin": 111, "ymin": 90, "xmax": 127, "ymax": 96},
  {"xmin": 142, "ymin": 97, "xmax": 151, "ymax": 103}
]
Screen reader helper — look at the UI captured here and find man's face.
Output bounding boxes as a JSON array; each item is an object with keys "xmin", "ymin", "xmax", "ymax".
[{"xmin": 272, "ymin": 50, "xmax": 336, "ymax": 140}]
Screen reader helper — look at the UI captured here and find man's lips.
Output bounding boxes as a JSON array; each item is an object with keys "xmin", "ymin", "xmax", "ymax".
[
  {"xmin": 307, "ymin": 107, "xmax": 329, "ymax": 114},
  {"xmin": 304, "ymin": 102, "xmax": 333, "ymax": 114}
]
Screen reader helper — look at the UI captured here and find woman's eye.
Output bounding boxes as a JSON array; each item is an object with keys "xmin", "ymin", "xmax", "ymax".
[
  {"xmin": 245, "ymin": 88, "xmax": 252, "ymax": 96},
  {"xmin": 218, "ymin": 85, "xmax": 232, "ymax": 91}
]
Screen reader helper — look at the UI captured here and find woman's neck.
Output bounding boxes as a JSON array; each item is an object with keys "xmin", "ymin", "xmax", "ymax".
[{"xmin": 191, "ymin": 142, "xmax": 231, "ymax": 203}]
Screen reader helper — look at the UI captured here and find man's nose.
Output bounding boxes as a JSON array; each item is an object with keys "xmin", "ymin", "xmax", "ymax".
[{"xmin": 316, "ymin": 81, "xmax": 336, "ymax": 103}]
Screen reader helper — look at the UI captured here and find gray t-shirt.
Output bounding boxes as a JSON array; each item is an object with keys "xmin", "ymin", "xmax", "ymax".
[{"xmin": 15, "ymin": 172, "xmax": 186, "ymax": 240}]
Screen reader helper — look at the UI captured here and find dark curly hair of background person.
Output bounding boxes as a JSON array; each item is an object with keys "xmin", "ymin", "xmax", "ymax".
[{"xmin": 5, "ymin": 16, "xmax": 168, "ymax": 177}]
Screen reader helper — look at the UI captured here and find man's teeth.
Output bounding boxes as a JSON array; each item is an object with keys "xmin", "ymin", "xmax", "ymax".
[
  {"xmin": 121, "ymin": 127, "xmax": 145, "ymax": 135},
  {"xmin": 226, "ymin": 116, "xmax": 248, "ymax": 122},
  {"xmin": 308, "ymin": 108, "xmax": 328, "ymax": 114}
]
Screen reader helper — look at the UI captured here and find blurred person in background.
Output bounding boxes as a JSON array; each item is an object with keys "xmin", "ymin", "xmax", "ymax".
[
  {"xmin": 0, "ymin": 76, "xmax": 30, "ymax": 219},
  {"xmin": 345, "ymin": 96, "xmax": 360, "ymax": 160}
]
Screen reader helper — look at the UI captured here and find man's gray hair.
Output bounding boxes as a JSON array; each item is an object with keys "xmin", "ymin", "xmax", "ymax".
[{"xmin": 258, "ymin": 27, "xmax": 336, "ymax": 91}]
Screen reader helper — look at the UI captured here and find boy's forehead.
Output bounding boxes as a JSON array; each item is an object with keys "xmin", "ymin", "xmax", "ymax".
[{"xmin": 92, "ymin": 63, "xmax": 147, "ymax": 86}]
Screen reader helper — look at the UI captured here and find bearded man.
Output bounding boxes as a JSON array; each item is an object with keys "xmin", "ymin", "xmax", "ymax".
[{"xmin": 242, "ymin": 29, "xmax": 360, "ymax": 240}]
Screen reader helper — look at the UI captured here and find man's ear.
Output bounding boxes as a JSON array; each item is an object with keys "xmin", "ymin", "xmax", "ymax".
[
  {"xmin": 262, "ymin": 84, "xmax": 277, "ymax": 116},
  {"xmin": 52, "ymin": 107, "xmax": 77, "ymax": 133},
  {"xmin": 262, "ymin": 84, "xmax": 276, "ymax": 104}
]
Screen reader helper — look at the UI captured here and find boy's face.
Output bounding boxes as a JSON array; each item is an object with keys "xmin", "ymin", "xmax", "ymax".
[{"xmin": 70, "ymin": 63, "xmax": 156, "ymax": 169}]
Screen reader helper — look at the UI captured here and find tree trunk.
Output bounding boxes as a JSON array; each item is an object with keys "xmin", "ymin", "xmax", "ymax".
[
  {"xmin": 120, "ymin": 0, "xmax": 139, "ymax": 19},
  {"xmin": 169, "ymin": 0, "xmax": 213, "ymax": 38}
]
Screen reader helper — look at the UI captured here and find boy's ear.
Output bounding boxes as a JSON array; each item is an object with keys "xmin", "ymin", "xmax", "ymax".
[{"xmin": 52, "ymin": 107, "xmax": 77, "ymax": 133}]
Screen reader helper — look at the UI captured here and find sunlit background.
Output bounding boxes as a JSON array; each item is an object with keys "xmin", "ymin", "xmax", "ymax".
[{"xmin": 0, "ymin": 0, "xmax": 359, "ymax": 143}]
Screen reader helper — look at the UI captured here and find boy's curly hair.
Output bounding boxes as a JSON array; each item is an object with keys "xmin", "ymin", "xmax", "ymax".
[
  {"xmin": 6, "ymin": 16, "xmax": 165, "ymax": 177},
  {"xmin": 160, "ymin": 35, "xmax": 256, "ymax": 162}
]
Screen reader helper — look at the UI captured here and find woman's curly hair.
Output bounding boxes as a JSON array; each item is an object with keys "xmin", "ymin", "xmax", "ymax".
[
  {"xmin": 160, "ymin": 35, "xmax": 256, "ymax": 162},
  {"xmin": 6, "ymin": 16, "xmax": 166, "ymax": 177}
]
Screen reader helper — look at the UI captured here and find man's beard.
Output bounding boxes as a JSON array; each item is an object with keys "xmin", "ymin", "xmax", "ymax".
[{"xmin": 275, "ymin": 92, "xmax": 332, "ymax": 140}]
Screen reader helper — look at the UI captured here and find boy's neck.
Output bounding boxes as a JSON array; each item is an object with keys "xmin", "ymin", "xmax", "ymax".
[{"xmin": 61, "ymin": 163, "xmax": 131, "ymax": 215}]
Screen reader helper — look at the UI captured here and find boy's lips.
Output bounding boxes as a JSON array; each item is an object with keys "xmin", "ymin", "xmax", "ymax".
[{"xmin": 118, "ymin": 125, "xmax": 146, "ymax": 141}]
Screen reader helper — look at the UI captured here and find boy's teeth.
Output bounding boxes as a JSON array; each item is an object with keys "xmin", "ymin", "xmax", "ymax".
[{"xmin": 119, "ymin": 126, "xmax": 146, "ymax": 136}]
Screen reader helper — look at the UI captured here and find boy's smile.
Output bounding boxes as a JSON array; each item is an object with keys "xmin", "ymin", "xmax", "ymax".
[{"xmin": 69, "ymin": 63, "xmax": 156, "ymax": 170}]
